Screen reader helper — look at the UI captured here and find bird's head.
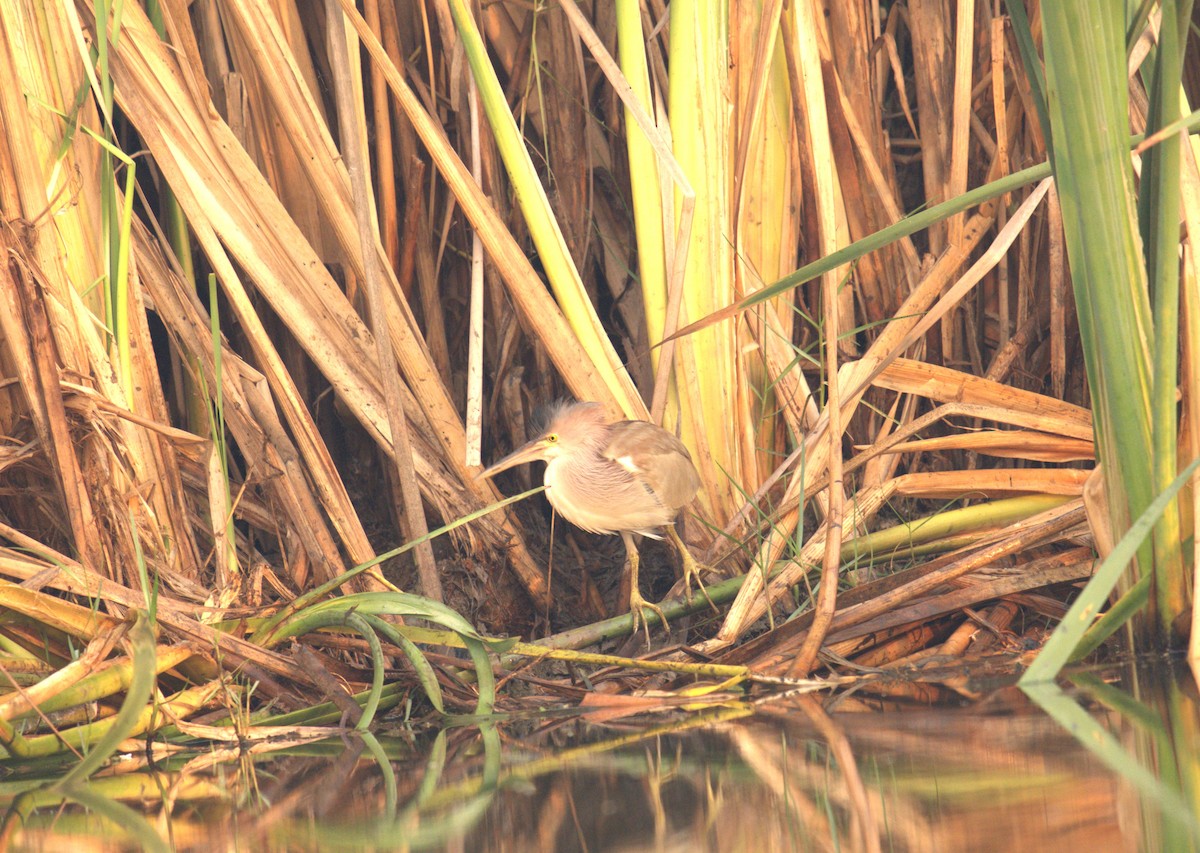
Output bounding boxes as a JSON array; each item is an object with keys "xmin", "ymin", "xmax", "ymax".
[{"xmin": 477, "ymin": 401, "xmax": 608, "ymax": 479}]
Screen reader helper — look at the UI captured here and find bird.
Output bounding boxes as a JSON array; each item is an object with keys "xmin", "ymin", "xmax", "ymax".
[{"xmin": 478, "ymin": 401, "xmax": 713, "ymax": 640}]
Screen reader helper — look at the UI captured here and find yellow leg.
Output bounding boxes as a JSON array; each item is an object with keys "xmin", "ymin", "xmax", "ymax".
[
  {"xmin": 621, "ymin": 532, "xmax": 668, "ymax": 644},
  {"xmin": 667, "ymin": 527, "xmax": 716, "ymax": 612}
]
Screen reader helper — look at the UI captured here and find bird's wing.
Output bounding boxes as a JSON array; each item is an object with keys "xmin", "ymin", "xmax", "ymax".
[{"xmin": 603, "ymin": 421, "xmax": 701, "ymax": 512}]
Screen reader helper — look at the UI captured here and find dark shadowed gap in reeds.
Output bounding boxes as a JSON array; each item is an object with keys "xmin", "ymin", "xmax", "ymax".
[{"xmin": 0, "ymin": 0, "xmax": 1199, "ymax": 835}]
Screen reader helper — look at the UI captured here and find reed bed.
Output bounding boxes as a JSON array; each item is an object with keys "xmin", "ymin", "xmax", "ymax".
[{"xmin": 0, "ymin": 0, "xmax": 1197, "ymax": 831}]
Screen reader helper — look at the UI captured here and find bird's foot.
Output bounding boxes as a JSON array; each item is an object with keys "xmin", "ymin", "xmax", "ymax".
[
  {"xmin": 680, "ymin": 551, "xmax": 718, "ymax": 613},
  {"xmin": 629, "ymin": 589, "xmax": 669, "ymax": 646}
]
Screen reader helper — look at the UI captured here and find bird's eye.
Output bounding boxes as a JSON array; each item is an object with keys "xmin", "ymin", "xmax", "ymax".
[{"xmin": 546, "ymin": 433, "xmax": 558, "ymax": 444}]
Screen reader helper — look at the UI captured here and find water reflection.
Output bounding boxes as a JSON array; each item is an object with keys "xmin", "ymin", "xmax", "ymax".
[{"xmin": 4, "ymin": 659, "xmax": 1197, "ymax": 851}]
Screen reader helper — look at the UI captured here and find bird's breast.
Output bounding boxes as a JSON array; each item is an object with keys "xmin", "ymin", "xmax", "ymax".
[{"xmin": 543, "ymin": 455, "xmax": 677, "ymax": 536}]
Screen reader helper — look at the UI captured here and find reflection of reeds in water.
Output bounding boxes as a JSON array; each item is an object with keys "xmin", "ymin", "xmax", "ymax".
[
  {"xmin": 0, "ymin": 682, "xmax": 1170, "ymax": 852},
  {"xmin": 783, "ymin": 706, "xmax": 1137, "ymax": 853},
  {"xmin": 455, "ymin": 699, "xmax": 1138, "ymax": 853}
]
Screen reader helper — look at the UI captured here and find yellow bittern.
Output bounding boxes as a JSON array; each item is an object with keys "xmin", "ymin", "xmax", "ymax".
[{"xmin": 479, "ymin": 401, "xmax": 712, "ymax": 639}]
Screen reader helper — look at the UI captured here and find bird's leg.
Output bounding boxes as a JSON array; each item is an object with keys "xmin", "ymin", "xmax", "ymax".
[
  {"xmin": 621, "ymin": 531, "xmax": 668, "ymax": 644},
  {"xmin": 666, "ymin": 526, "xmax": 717, "ymax": 612}
]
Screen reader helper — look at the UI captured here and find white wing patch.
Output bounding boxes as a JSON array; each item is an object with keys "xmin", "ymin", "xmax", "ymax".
[{"xmin": 613, "ymin": 454, "xmax": 643, "ymax": 475}]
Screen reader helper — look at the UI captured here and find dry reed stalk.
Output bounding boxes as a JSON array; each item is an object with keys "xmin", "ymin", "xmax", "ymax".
[
  {"xmin": 937, "ymin": 599, "xmax": 1021, "ymax": 656},
  {"xmin": 877, "ymin": 429, "xmax": 1093, "ymax": 462},
  {"xmin": 908, "ymin": 0, "xmax": 953, "ymax": 255},
  {"xmin": 325, "ymin": 0, "xmax": 440, "ymax": 601}
]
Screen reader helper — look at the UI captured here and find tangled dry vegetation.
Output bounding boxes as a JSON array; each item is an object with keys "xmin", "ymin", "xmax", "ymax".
[{"xmin": 0, "ymin": 0, "xmax": 1194, "ymax": 780}]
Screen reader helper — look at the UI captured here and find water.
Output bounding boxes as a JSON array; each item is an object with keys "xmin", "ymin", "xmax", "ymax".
[{"xmin": 4, "ymin": 658, "xmax": 1198, "ymax": 851}]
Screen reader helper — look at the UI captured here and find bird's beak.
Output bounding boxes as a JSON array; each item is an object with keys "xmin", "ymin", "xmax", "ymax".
[{"xmin": 477, "ymin": 439, "xmax": 547, "ymax": 481}]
